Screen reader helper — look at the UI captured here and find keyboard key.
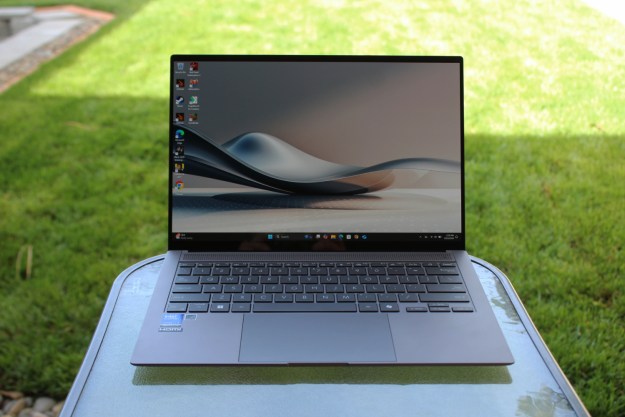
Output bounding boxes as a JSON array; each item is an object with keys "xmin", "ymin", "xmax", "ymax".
[
  {"xmin": 223, "ymin": 284, "xmax": 243, "ymax": 293},
  {"xmin": 193, "ymin": 267, "xmax": 212, "ymax": 276},
  {"xmin": 406, "ymin": 267, "xmax": 425, "ymax": 275},
  {"xmin": 429, "ymin": 306, "xmax": 451, "ymax": 312},
  {"xmin": 317, "ymin": 294, "xmax": 336, "ymax": 303},
  {"xmin": 265, "ymin": 284, "xmax": 283, "ymax": 293},
  {"xmin": 358, "ymin": 303, "xmax": 378, "ymax": 312},
  {"xmin": 188, "ymin": 303, "xmax": 209, "ymax": 313},
  {"xmin": 360, "ymin": 276, "xmax": 378, "ymax": 284},
  {"xmin": 270, "ymin": 267, "xmax": 288, "ymax": 275},
  {"xmin": 387, "ymin": 267, "xmax": 405, "ymax": 275},
  {"xmin": 386, "ymin": 284, "xmax": 406, "ymax": 293},
  {"xmin": 406, "ymin": 306, "xmax": 428, "ymax": 312},
  {"xmin": 380, "ymin": 276, "xmax": 399, "ymax": 285},
  {"xmin": 426, "ymin": 284, "xmax": 466, "ymax": 293},
  {"xmin": 406, "ymin": 284, "xmax": 426, "ymax": 293},
  {"xmin": 172, "ymin": 284, "xmax": 202, "ymax": 293},
  {"xmin": 244, "ymin": 284, "xmax": 262, "ymax": 293},
  {"xmin": 357, "ymin": 294, "xmax": 377, "ymax": 302},
  {"xmin": 260, "ymin": 276, "xmax": 279, "ymax": 284},
  {"xmin": 329, "ymin": 267, "xmax": 347, "ymax": 275},
  {"xmin": 212, "ymin": 294, "xmax": 231, "ymax": 303},
  {"xmin": 232, "ymin": 294, "xmax": 252, "ymax": 303},
  {"xmin": 179, "ymin": 263, "xmax": 196, "ymax": 268},
  {"xmin": 210, "ymin": 303, "xmax": 230, "ymax": 312},
  {"xmin": 176, "ymin": 267, "xmax": 192, "ymax": 276},
  {"xmin": 326, "ymin": 284, "xmax": 345, "ymax": 293},
  {"xmin": 275, "ymin": 294, "xmax": 294, "ymax": 303},
  {"xmin": 213, "ymin": 267, "xmax": 231, "ymax": 275},
  {"xmin": 420, "ymin": 293, "xmax": 470, "ymax": 303},
  {"xmin": 199, "ymin": 276, "xmax": 219, "ymax": 284},
  {"xmin": 304, "ymin": 284, "xmax": 323, "ymax": 293},
  {"xmin": 285, "ymin": 284, "xmax": 304, "ymax": 293},
  {"xmin": 365, "ymin": 284, "xmax": 385, "ymax": 293},
  {"xmin": 378, "ymin": 294, "xmax": 397, "ymax": 302},
  {"xmin": 346, "ymin": 284, "xmax": 365, "ymax": 293},
  {"xmin": 175, "ymin": 276, "xmax": 199, "ymax": 284},
  {"xmin": 425, "ymin": 266, "xmax": 459, "ymax": 275},
  {"xmin": 340, "ymin": 276, "xmax": 358, "ymax": 284},
  {"xmin": 166, "ymin": 303, "xmax": 187, "ymax": 313},
  {"xmin": 240, "ymin": 276, "xmax": 259, "ymax": 284},
  {"xmin": 203, "ymin": 284, "xmax": 223, "ymax": 293},
  {"xmin": 320, "ymin": 276, "xmax": 339, "ymax": 284},
  {"xmin": 231, "ymin": 303, "xmax": 251, "ymax": 313},
  {"xmin": 254, "ymin": 303, "xmax": 357, "ymax": 312},
  {"xmin": 380, "ymin": 303, "xmax": 399, "ymax": 312},
  {"xmin": 254, "ymin": 294, "xmax": 273, "ymax": 303},
  {"xmin": 169, "ymin": 293, "xmax": 210, "ymax": 303},
  {"xmin": 300, "ymin": 276, "xmax": 318, "ymax": 284},
  {"xmin": 219, "ymin": 276, "xmax": 239, "ymax": 284},
  {"xmin": 419, "ymin": 276, "xmax": 438, "ymax": 284},
  {"xmin": 251, "ymin": 267, "xmax": 269, "ymax": 275},
  {"xmin": 295, "ymin": 294, "xmax": 315, "ymax": 303},
  {"xmin": 280, "ymin": 276, "xmax": 299, "ymax": 284},
  {"xmin": 453, "ymin": 306, "xmax": 474, "ymax": 313},
  {"xmin": 438, "ymin": 275, "xmax": 463, "ymax": 284},
  {"xmin": 399, "ymin": 294, "xmax": 419, "ymax": 302},
  {"xmin": 337, "ymin": 294, "xmax": 356, "ymax": 302},
  {"xmin": 232, "ymin": 267, "xmax": 250, "ymax": 275}
]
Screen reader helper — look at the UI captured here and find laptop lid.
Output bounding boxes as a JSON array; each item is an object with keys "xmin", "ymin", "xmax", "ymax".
[{"xmin": 168, "ymin": 55, "xmax": 464, "ymax": 252}]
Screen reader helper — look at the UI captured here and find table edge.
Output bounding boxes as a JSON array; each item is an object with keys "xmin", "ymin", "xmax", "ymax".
[{"xmin": 60, "ymin": 255, "xmax": 590, "ymax": 417}]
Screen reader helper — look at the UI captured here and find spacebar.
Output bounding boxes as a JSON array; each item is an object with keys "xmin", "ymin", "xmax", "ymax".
[{"xmin": 253, "ymin": 303, "xmax": 357, "ymax": 312}]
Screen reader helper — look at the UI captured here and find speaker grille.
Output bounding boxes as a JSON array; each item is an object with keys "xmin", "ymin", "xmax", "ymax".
[{"xmin": 182, "ymin": 252, "xmax": 453, "ymax": 262}]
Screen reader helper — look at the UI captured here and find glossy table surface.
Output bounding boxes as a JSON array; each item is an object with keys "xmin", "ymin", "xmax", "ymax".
[{"xmin": 60, "ymin": 255, "xmax": 589, "ymax": 417}]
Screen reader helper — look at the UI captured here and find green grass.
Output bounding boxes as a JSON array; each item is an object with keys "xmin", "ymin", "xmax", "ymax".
[{"xmin": 0, "ymin": 0, "xmax": 623, "ymax": 415}]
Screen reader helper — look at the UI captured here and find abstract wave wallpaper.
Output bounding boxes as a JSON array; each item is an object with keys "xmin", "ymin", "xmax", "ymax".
[{"xmin": 171, "ymin": 60, "xmax": 462, "ymax": 234}]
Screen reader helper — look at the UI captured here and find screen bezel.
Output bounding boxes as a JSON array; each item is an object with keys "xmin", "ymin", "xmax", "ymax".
[{"xmin": 168, "ymin": 55, "xmax": 465, "ymax": 252}]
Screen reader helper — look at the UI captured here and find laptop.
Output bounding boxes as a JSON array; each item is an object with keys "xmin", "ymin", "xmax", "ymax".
[{"xmin": 131, "ymin": 55, "xmax": 514, "ymax": 366}]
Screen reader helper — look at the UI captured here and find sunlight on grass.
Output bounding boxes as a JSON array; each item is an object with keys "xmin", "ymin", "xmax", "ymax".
[{"xmin": 1, "ymin": 0, "xmax": 624, "ymax": 415}]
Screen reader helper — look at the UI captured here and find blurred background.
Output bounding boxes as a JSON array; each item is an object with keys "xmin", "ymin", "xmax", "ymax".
[{"xmin": 0, "ymin": 1, "xmax": 623, "ymax": 416}]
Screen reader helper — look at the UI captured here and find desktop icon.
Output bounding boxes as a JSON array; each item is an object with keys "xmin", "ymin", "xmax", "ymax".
[
  {"xmin": 190, "ymin": 62, "xmax": 199, "ymax": 71},
  {"xmin": 189, "ymin": 95, "xmax": 199, "ymax": 106},
  {"xmin": 175, "ymin": 113, "xmax": 185, "ymax": 122},
  {"xmin": 267, "ymin": 234, "xmax": 273, "ymax": 240},
  {"xmin": 175, "ymin": 180, "xmax": 184, "ymax": 190},
  {"xmin": 174, "ymin": 163, "xmax": 185, "ymax": 173},
  {"xmin": 175, "ymin": 96, "xmax": 184, "ymax": 105},
  {"xmin": 176, "ymin": 63, "xmax": 184, "ymax": 71},
  {"xmin": 189, "ymin": 79, "xmax": 199, "ymax": 88},
  {"xmin": 175, "ymin": 129, "xmax": 185, "ymax": 139},
  {"xmin": 176, "ymin": 79, "xmax": 185, "ymax": 88},
  {"xmin": 188, "ymin": 113, "xmax": 198, "ymax": 122},
  {"xmin": 174, "ymin": 145, "xmax": 184, "ymax": 156}
]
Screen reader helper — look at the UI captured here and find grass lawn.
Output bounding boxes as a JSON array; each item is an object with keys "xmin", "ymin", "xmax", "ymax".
[{"xmin": 0, "ymin": 0, "xmax": 623, "ymax": 415}]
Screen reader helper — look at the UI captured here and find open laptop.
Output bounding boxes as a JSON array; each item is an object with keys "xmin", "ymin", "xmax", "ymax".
[{"xmin": 131, "ymin": 55, "xmax": 514, "ymax": 366}]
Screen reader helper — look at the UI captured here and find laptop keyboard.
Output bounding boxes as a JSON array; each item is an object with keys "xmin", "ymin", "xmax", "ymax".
[{"xmin": 166, "ymin": 261, "xmax": 474, "ymax": 314}]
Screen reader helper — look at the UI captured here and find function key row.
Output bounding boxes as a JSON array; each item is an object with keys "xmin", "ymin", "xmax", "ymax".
[
  {"xmin": 177, "ymin": 266, "xmax": 459, "ymax": 277},
  {"xmin": 174, "ymin": 275, "xmax": 464, "ymax": 285},
  {"xmin": 179, "ymin": 262, "xmax": 457, "ymax": 268}
]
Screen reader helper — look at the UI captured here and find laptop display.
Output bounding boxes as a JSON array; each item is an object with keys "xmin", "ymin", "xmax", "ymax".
[{"xmin": 169, "ymin": 56, "xmax": 464, "ymax": 251}]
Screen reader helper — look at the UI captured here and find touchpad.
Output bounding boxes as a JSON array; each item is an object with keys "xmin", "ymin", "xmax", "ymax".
[{"xmin": 239, "ymin": 313, "xmax": 397, "ymax": 363}]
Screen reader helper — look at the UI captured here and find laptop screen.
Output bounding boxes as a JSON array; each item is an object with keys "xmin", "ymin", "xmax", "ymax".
[{"xmin": 169, "ymin": 56, "xmax": 464, "ymax": 251}]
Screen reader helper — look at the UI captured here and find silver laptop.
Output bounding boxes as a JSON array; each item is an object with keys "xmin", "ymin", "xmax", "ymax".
[{"xmin": 131, "ymin": 55, "xmax": 514, "ymax": 365}]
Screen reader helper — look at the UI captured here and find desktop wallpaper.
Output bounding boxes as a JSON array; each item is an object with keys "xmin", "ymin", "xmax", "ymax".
[{"xmin": 171, "ymin": 60, "xmax": 462, "ymax": 235}]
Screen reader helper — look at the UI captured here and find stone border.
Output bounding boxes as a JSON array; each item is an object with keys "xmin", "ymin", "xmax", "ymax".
[{"xmin": 0, "ymin": 5, "xmax": 114, "ymax": 93}]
